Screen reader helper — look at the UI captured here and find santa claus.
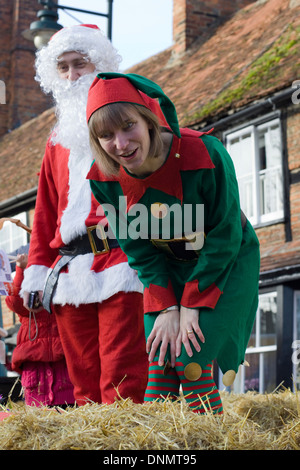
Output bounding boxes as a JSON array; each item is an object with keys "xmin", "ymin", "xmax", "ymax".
[{"xmin": 21, "ymin": 24, "xmax": 148, "ymax": 405}]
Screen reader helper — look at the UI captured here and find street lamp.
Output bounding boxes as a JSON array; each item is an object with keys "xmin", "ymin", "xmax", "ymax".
[{"xmin": 23, "ymin": 0, "xmax": 113, "ymax": 49}]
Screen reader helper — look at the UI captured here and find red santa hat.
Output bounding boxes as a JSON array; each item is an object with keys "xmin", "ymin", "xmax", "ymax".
[
  {"xmin": 86, "ymin": 73, "xmax": 181, "ymax": 137},
  {"xmin": 50, "ymin": 23, "xmax": 100, "ymax": 41}
]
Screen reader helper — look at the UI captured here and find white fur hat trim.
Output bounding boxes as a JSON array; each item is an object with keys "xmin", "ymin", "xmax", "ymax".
[{"xmin": 35, "ymin": 24, "xmax": 121, "ymax": 94}]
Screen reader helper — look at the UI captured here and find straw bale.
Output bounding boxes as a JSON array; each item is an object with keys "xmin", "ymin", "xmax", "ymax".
[{"xmin": 0, "ymin": 389, "xmax": 299, "ymax": 450}]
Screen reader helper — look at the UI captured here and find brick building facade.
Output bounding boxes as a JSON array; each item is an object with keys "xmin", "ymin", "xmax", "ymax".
[{"xmin": 0, "ymin": 0, "xmax": 55, "ymax": 137}]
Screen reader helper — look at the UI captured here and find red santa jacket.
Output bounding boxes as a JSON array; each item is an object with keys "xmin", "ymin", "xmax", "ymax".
[{"xmin": 21, "ymin": 139, "xmax": 142, "ymax": 306}]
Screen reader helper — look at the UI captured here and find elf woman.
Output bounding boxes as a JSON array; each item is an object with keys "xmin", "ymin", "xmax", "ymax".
[{"xmin": 86, "ymin": 73, "xmax": 260, "ymax": 414}]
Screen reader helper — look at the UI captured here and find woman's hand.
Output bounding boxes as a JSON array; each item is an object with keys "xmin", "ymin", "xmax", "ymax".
[
  {"xmin": 176, "ymin": 306, "xmax": 205, "ymax": 358},
  {"xmin": 146, "ymin": 308, "xmax": 180, "ymax": 368}
]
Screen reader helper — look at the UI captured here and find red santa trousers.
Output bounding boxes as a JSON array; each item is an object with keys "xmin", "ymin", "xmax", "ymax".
[{"xmin": 53, "ymin": 291, "xmax": 148, "ymax": 405}]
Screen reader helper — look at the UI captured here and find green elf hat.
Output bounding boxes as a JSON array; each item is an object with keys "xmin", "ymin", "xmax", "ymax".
[{"xmin": 86, "ymin": 72, "xmax": 181, "ymax": 138}]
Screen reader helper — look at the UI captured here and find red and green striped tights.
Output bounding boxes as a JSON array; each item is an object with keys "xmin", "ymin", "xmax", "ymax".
[{"xmin": 144, "ymin": 359, "xmax": 223, "ymax": 414}]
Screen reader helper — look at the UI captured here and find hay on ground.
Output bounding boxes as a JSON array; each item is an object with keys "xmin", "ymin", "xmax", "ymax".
[{"xmin": 0, "ymin": 388, "xmax": 299, "ymax": 450}]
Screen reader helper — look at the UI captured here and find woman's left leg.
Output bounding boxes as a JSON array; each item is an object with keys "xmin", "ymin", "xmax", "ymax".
[{"xmin": 177, "ymin": 362, "xmax": 223, "ymax": 414}]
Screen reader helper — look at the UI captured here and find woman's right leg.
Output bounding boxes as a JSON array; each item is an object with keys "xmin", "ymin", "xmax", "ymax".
[
  {"xmin": 144, "ymin": 357, "xmax": 180, "ymax": 402},
  {"xmin": 143, "ymin": 313, "xmax": 181, "ymax": 402}
]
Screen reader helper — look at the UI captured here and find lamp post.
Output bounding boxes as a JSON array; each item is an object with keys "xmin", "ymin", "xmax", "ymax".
[{"xmin": 23, "ymin": 0, "xmax": 113, "ymax": 49}]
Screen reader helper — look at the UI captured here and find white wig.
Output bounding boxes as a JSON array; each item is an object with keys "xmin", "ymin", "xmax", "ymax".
[{"xmin": 35, "ymin": 24, "xmax": 122, "ymax": 94}]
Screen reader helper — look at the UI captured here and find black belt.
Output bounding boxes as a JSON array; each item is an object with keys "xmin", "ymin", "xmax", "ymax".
[
  {"xmin": 151, "ymin": 236, "xmax": 202, "ymax": 261},
  {"xmin": 59, "ymin": 225, "xmax": 119, "ymax": 256},
  {"xmin": 151, "ymin": 210, "xmax": 248, "ymax": 262},
  {"xmin": 42, "ymin": 226, "xmax": 119, "ymax": 313}
]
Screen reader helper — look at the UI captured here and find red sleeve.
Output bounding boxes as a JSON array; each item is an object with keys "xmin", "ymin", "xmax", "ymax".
[
  {"xmin": 180, "ymin": 279, "xmax": 222, "ymax": 309},
  {"xmin": 26, "ymin": 140, "xmax": 63, "ymax": 269},
  {"xmin": 143, "ymin": 280, "xmax": 178, "ymax": 313},
  {"xmin": 11, "ymin": 266, "xmax": 24, "ymax": 291}
]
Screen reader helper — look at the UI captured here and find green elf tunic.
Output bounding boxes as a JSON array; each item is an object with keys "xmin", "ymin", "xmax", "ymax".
[{"xmin": 88, "ymin": 128, "xmax": 260, "ymax": 383}]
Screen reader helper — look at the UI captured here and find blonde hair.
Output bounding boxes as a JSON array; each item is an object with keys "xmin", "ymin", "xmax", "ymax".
[{"xmin": 88, "ymin": 103, "xmax": 164, "ymax": 176}]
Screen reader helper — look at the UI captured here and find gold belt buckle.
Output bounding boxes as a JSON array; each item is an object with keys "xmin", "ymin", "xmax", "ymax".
[{"xmin": 87, "ymin": 225, "xmax": 110, "ymax": 255}]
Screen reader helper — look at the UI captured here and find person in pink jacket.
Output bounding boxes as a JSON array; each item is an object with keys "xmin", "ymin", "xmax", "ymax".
[{"xmin": 6, "ymin": 253, "xmax": 74, "ymax": 407}]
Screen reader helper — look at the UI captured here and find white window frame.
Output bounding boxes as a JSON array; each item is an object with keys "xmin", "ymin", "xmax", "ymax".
[{"xmin": 225, "ymin": 118, "xmax": 284, "ymax": 227}]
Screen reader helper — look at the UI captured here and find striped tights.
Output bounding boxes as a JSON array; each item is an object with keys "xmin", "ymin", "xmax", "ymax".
[{"xmin": 144, "ymin": 360, "xmax": 223, "ymax": 414}]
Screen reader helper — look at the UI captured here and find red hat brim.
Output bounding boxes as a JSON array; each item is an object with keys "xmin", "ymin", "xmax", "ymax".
[{"xmin": 86, "ymin": 76, "xmax": 150, "ymax": 122}]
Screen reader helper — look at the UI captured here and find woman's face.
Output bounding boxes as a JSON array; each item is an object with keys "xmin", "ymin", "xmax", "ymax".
[{"xmin": 97, "ymin": 107, "xmax": 153, "ymax": 177}]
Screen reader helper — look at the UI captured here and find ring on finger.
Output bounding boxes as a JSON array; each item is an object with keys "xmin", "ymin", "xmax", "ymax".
[{"xmin": 187, "ymin": 330, "xmax": 193, "ymax": 335}]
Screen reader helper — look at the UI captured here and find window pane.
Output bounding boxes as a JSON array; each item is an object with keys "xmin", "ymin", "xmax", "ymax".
[
  {"xmin": 229, "ymin": 133, "xmax": 253, "ymax": 177},
  {"xmin": 247, "ymin": 317, "xmax": 256, "ymax": 348},
  {"xmin": 259, "ymin": 293, "xmax": 277, "ymax": 347},
  {"xmin": 258, "ymin": 123, "xmax": 283, "ymax": 217},
  {"xmin": 228, "ymin": 132, "xmax": 254, "ymax": 219},
  {"xmin": 243, "ymin": 351, "xmax": 277, "ymax": 393},
  {"xmin": 0, "ymin": 212, "xmax": 28, "ymax": 253},
  {"xmin": 258, "ymin": 124, "xmax": 281, "ymax": 169},
  {"xmin": 0, "ymin": 223, "xmax": 11, "ymax": 253},
  {"xmin": 244, "ymin": 353, "xmax": 259, "ymax": 392},
  {"xmin": 237, "ymin": 292, "xmax": 278, "ymax": 394},
  {"xmin": 262, "ymin": 350, "xmax": 277, "ymax": 393},
  {"xmin": 247, "ymin": 293, "xmax": 277, "ymax": 349}
]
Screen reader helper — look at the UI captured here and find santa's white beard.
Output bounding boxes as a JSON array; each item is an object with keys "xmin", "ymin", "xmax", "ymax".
[{"xmin": 51, "ymin": 73, "xmax": 97, "ymax": 154}]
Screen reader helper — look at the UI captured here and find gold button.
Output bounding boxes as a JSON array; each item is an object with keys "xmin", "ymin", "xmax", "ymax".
[
  {"xmin": 184, "ymin": 362, "xmax": 202, "ymax": 381},
  {"xmin": 150, "ymin": 202, "xmax": 168, "ymax": 219},
  {"xmin": 175, "ymin": 153, "xmax": 180, "ymax": 158},
  {"xmin": 222, "ymin": 370, "xmax": 236, "ymax": 387}
]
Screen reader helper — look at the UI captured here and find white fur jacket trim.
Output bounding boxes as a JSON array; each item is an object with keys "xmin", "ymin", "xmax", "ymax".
[{"xmin": 21, "ymin": 257, "xmax": 143, "ymax": 306}]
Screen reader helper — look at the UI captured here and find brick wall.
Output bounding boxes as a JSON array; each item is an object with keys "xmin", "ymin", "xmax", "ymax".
[
  {"xmin": 290, "ymin": 182, "xmax": 300, "ymax": 241},
  {"xmin": 287, "ymin": 108, "xmax": 300, "ymax": 242},
  {"xmin": 287, "ymin": 109, "xmax": 300, "ymax": 171},
  {"xmin": 0, "ymin": 0, "xmax": 55, "ymax": 137},
  {"xmin": 173, "ymin": 0, "xmax": 257, "ymax": 55},
  {"xmin": 0, "ymin": 1, "xmax": 13, "ymax": 137}
]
